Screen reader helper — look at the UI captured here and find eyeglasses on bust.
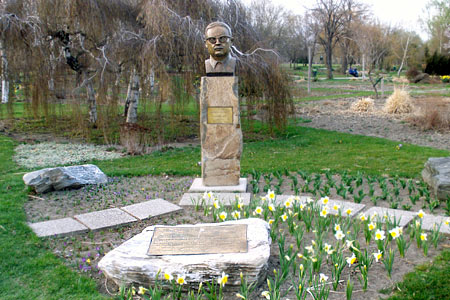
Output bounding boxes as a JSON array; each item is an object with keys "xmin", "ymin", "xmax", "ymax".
[{"xmin": 205, "ymin": 36, "xmax": 230, "ymax": 44}]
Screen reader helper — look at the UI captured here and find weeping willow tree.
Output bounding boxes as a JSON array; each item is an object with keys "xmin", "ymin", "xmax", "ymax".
[
  {"xmin": 3, "ymin": 0, "xmax": 293, "ymax": 145},
  {"xmin": 138, "ymin": 0, "xmax": 293, "ymax": 136}
]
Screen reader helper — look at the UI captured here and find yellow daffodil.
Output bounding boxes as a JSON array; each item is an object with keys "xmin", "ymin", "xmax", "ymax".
[
  {"xmin": 333, "ymin": 204, "xmax": 340, "ymax": 211},
  {"xmin": 299, "ymin": 203, "xmax": 305, "ymax": 211},
  {"xmin": 420, "ymin": 233, "xmax": 427, "ymax": 241},
  {"xmin": 138, "ymin": 286, "xmax": 148, "ymax": 295},
  {"xmin": 219, "ymin": 211, "xmax": 227, "ymax": 221},
  {"xmin": 320, "ymin": 207, "xmax": 328, "ymax": 218},
  {"xmin": 334, "ymin": 230, "xmax": 345, "ymax": 240},
  {"xmin": 281, "ymin": 213, "xmax": 288, "ymax": 222},
  {"xmin": 177, "ymin": 275, "xmax": 186, "ymax": 285},
  {"xmin": 375, "ymin": 229, "xmax": 385, "ymax": 241},
  {"xmin": 445, "ymin": 218, "xmax": 450, "ymax": 226},
  {"xmin": 268, "ymin": 219, "xmax": 274, "ymax": 225},
  {"xmin": 389, "ymin": 227, "xmax": 401, "ymax": 239},
  {"xmin": 261, "ymin": 291, "xmax": 270, "ymax": 299},
  {"xmin": 297, "ymin": 253, "xmax": 304, "ymax": 259},
  {"xmin": 237, "ymin": 201, "xmax": 244, "ymax": 209},
  {"xmin": 284, "ymin": 199, "xmax": 292, "ymax": 208},
  {"xmin": 346, "ymin": 253, "xmax": 357, "ymax": 266},
  {"xmin": 254, "ymin": 206, "xmax": 263, "ymax": 215},
  {"xmin": 417, "ymin": 210, "xmax": 425, "ymax": 219},
  {"xmin": 359, "ymin": 213, "xmax": 366, "ymax": 221},
  {"xmin": 334, "ymin": 224, "xmax": 341, "ymax": 231},
  {"xmin": 368, "ymin": 222, "xmax": 375, "ymax": 231},
  {"xmin": 319, "ymin": 273, "xmax": 328, "ymax": 283},
  {"xmin": 268, "ymin": 204, "xmax": 275, "ymax": 212},
  {"xmin": 346, "ymin": 208, "xmax": 353, "ymax": 216},
  {"xmin": 299, "ymin": 264, "xmax": 304, "ymax": 271},
  {"xmin": 267, "ymin": 189, "xmax": 275, "ymax": 200},
  {"xmin": 213, "ymin": 200, "xmax": 220, "ymax": 209},
  {"xmin": 373, "ymin": 250, "xmax": 383, "ymax": 262},
  {"xmin": 232, "ymin": 211, "xmax": 241, "ymax": 219},
  {"xmin": 164, "ymin": 272, "xmax": 173, "ymax": 281},
  {"xmin": 236, "ymin": 293, "xmax": 245, "ymax": 299},
  {"xmin": 321, "ymin": 196, "xmax": 329, "ymax": 205},
  {"xmin": 218, "ymin": 272, "xmax": 228, "ymax": 287}
]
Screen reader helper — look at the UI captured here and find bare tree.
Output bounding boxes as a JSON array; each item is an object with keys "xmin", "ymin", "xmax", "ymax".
[
  {"xmin": 354, "ymin": 21, "xmax": 391, "ymax": 97},
  {"xmin": 311, "ymin": 0, "xmax": 347, "ymax": 79}
]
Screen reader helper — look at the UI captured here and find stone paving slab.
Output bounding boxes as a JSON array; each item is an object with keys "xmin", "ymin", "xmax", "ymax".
[
  {"xmin": 188, "ymin": 178, "xmax": 247, "ymax": 193},
  {"xmin": 74, "ymin": 208, "xmax": 137, "ymax": 231},
  {"xmin": 317, "ymin": 198, "xmax": 366, "ymax": 217},
  {"xmin": 29, "ymin": 218, "xmax": 88, "ymax": 237},
  {"xmin": 179, "ymin": 192, "xmax": 251, "ymax": 206},
  {"xmin": 364, "ymin": 207, "xmax": 415, "ymax": 227},
  {"xmin": 121, "ymin": 199, "xmax": 183, "ymax": 220},
  {"xmin": 421, "ymin": 215, "xmax": 450, "ymax": 234},
  {"xmin": 272, "ymin": 195, "xmax": 365, "ymax": 217}
]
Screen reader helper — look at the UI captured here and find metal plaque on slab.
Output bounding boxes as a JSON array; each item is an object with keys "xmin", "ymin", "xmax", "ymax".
[
  {"xmin": 207, "ymin": 107, "xmax": 233, "ymax": 124},
  {"xmin": 147, "ymin": 224, "xmax": 247, "ymax": 255}
]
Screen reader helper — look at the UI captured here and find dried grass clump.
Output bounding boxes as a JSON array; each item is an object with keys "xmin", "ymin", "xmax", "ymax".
[
  {"xmin": 351, "ymin": 97, "xmax": 374, "ymax": 112},
  {"xmin": 384, "ymin": 87, "xmax": 413, "ymax": 114},
  {"xmin": 407, "ymin": 97, "xmax": 450, "ymax": 131},
  {"xmin": 392, "ymin": 77, "xmax": 409, "ymax": 83}
]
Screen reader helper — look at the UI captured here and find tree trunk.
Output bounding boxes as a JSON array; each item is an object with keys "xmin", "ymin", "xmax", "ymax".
[
  {"xmin": 325, "ymin": 44, "xmax": 333, "ymax": 79},
  {"xmin": 0, "ymin": 36, "xmax": 9, "ymax": 104},
  {"xmin": 126, "ymin": 69, "xmax": 140, "ymax": 124},
  {"xmin": 362, "ymin": 54, "xmax": 366, "ymax": 79},
  {"xmin": 83, "ymin": 72, "xmax": 97, "ymax": 125},
  {"xmin": 397, "ymin": 35, "xmax": 410, "ymax": 77}
]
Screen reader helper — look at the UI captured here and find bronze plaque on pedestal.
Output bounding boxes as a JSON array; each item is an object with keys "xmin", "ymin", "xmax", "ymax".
[
  {"xmin": 207, "ymin": 107, "xmax": 233, "ymax": 124},
  {"xmin": 147, "ymin": 224, "xmax": 247, "ymax": 255}
]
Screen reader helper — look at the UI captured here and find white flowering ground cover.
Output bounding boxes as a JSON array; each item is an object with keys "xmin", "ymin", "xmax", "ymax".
[{"xmin": 13, "ymin": 142, "xmax": 122, "ymax": 169}]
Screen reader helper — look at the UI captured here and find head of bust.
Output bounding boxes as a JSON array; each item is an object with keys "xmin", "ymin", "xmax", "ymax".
[{"xmin": 205, "ymin": 22, "xmax": 233, "ymax": 61}]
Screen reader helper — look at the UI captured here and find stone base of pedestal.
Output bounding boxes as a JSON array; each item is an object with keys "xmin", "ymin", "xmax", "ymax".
[{"xmin": 188, "ymin": 178, "xmax": 247, "ymax": 193}]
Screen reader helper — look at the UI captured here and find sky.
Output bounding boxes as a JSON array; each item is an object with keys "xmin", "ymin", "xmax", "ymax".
[{"xmin": 241, "ymin": 0, "xmax": 430, "ymax": 40}]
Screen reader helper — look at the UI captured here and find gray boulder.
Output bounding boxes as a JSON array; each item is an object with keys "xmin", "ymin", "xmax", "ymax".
[
  {"xmin": 23, "ymin": 164, "xmax": 108, "ymax": 193},
  {"xmin": 422, "ymin": 157, "xmax": 450, "ymax": 200}
]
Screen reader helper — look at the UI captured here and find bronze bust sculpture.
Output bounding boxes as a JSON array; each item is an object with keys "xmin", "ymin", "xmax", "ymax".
[{"xmin": 204, "ymin": 22, "xmax": 236, "ymax": 75}]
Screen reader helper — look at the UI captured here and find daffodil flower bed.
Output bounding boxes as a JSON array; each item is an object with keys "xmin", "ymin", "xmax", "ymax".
[
  {"xmin": 13, "ymin": 142, "xmax": 122, "ymax": 169},
  {"xmin": 37, "ymin": 173, "xmax": 450, "ymax": 300}
]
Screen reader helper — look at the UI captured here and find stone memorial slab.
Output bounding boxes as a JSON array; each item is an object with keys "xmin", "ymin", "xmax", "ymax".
[
  {"xmin": 364, "ymin": 207, "xmax": 415, "ymax": 227},
  {"xmin": 179, "ymin": 192, "xmax": 251, "ymax": 206},
  {"xmin": 421, "ymin": 215, "xmax": 450, "ymax": 234},
  {"xmin": 74, "ymin": 208, "xmax": 137, "ymax": 231},
  {"xmin": 29, "ymin": 218, "xmax": 88, "ymax": 237},
  {"xmin": 98, "ymin": 218, "xmax": 270, "ymax": 291},
  {"xmin": 188, "ymin": 178, "xmax": 247, "ymax": 192},
  {"xmin": 148, "ymin": 224, "xmax": 247, "ymax": 255},
  {"xmin": 120, "ymin": 199, "xmax": 183, "ymax": 220}
]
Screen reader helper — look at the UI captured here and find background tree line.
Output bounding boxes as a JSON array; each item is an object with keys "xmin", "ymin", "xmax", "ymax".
[{"xmin": 0, "ymin": 0, "xmax": 448, "ymax": 147}]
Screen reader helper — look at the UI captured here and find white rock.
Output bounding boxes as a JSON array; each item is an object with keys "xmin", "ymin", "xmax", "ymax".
[
  {"xmin": 23, "ymin": 164, "xmax": 107, "ymax": 193},
  {"xmin": 98, "ymin": 218, "xmax": 271, "ymax": 290}
]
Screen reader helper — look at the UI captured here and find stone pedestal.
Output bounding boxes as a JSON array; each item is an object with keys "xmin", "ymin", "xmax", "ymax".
[{"xmin": 200, "ymin": 76, "xmax": 242, "ymax": 186}]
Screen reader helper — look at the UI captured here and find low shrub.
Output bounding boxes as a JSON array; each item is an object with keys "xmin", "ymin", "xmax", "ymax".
[
  {"xmin": 406, "ymin": 67, "xmax": 420, "ymax": 81},
  {"xmin": 407, "ymin": 97, "xmax": 450, "ymax": 131},
  {"xmin": 384, "ymin": 87, "xmax": 413, "ymax": 114},
  {"xmin": 351, "ymin": 97, "xmax": 374, "ymax": 112}
]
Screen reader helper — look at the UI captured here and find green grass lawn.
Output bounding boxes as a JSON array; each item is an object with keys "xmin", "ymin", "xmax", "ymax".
[{"xmin": 1, "ymin": 121, "xmax": 449, "ymax": 299}]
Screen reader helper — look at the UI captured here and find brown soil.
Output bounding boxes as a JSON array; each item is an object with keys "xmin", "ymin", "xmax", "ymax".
[
  {"xmin": 28, "ymin": 173, "xmax": 450, "ymax": 300},
  {"xmin": 297, "ymin": 96, "xmax": 450, "ymax": 151}
]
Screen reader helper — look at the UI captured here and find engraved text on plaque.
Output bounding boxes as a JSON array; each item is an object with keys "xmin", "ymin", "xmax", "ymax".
[
  {"xmin": 148, "ymin": 224, "xmax": 247, "ymax": 255},
  {"xmin": 207, "ymin": 107, "xmax": 233, "ymax": 124}
]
